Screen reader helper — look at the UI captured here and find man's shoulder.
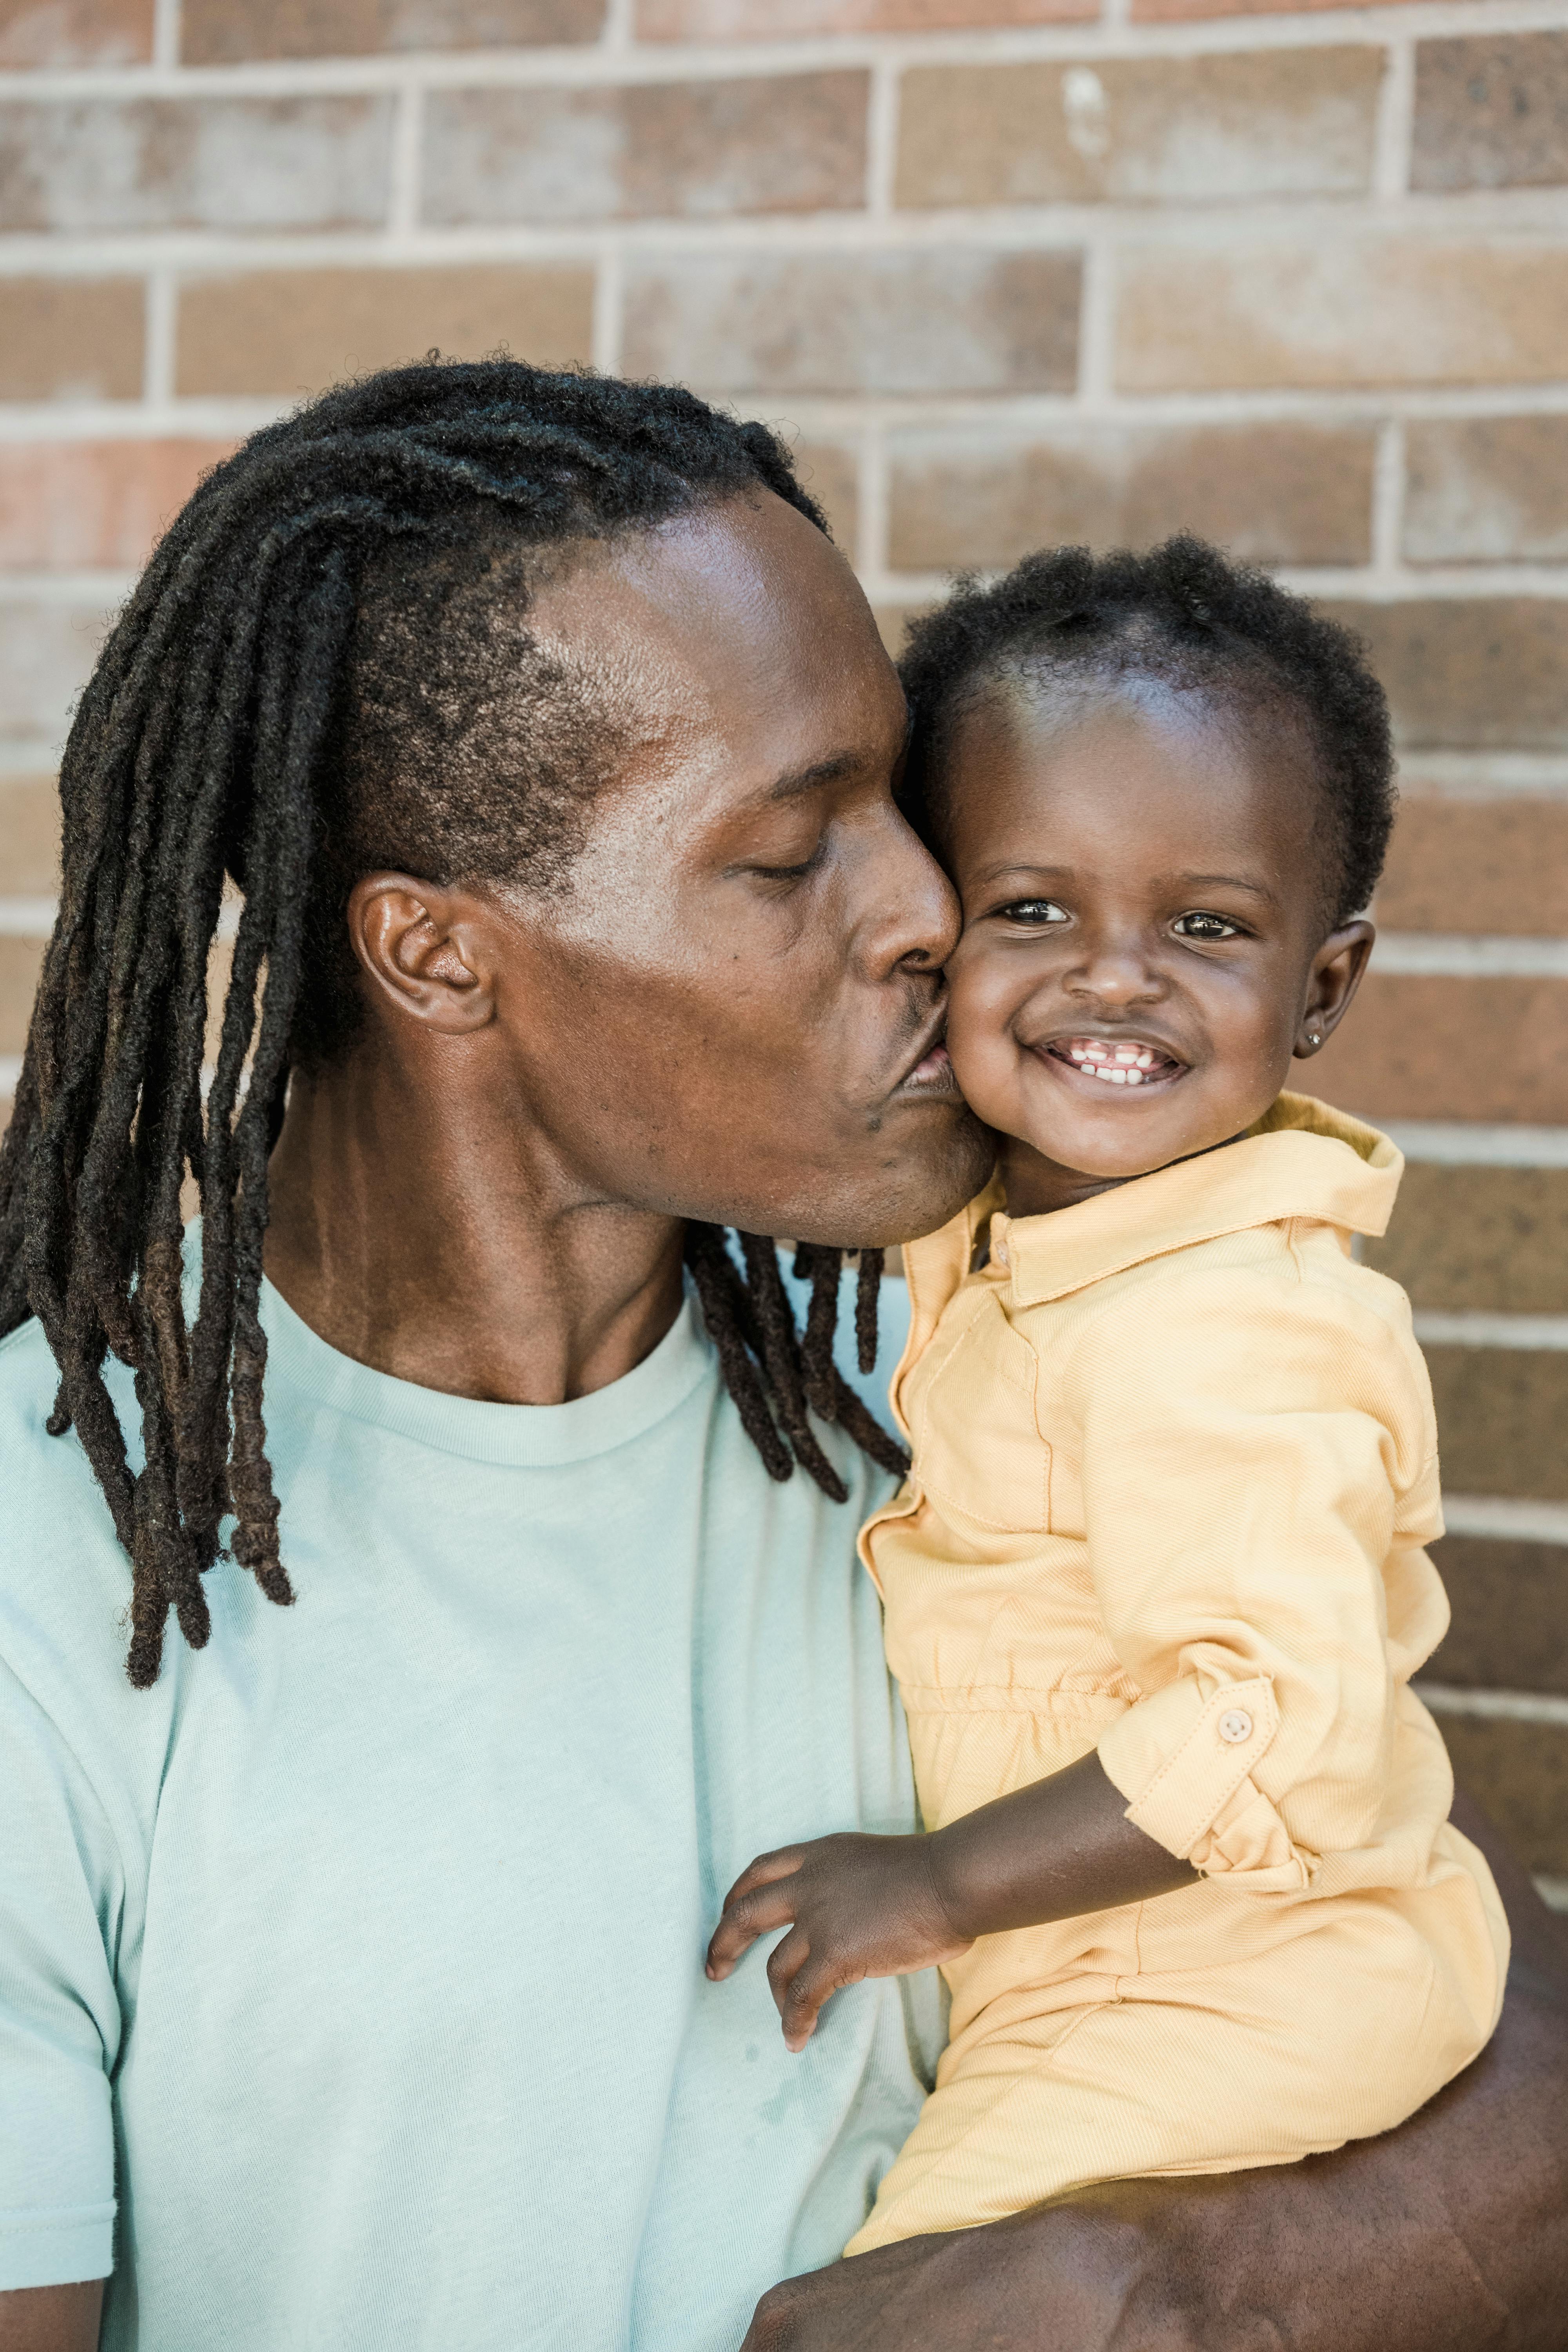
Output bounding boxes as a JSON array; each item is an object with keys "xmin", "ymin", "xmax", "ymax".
[
  {"xmin": 0, "ymin": 1315, "xmax": 146, "ymax": 1708},
  {"xmin": 0, "ymin": 1310, "xmax": 121, "ymax": 1507},
  {"xmin": 0, "ymin": 1310, "xmax": 80, "ymax": 1494}
]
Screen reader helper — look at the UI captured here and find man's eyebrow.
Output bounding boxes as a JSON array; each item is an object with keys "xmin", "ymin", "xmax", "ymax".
[{"xmin": 754, "ymin": 751, "xmax": 862, "ymax": 807}]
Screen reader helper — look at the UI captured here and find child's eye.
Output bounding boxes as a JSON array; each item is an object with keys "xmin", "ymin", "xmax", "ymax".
[
  {"xmin": 1172, "ymin": 910, "xmax": 1241, "ymax": 941},
  {"xmin": 999, "ymin": 899, "xmax": 1070, "ymax": 926}
]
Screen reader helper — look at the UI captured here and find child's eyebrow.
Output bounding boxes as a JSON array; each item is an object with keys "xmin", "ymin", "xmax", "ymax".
[
  {"xmin": 964, "ymin": 861, "xmax": 1279, "ymax": 905},
  {"xmin": 967, "ymin": 860, "xmax": 1073, "ymax": 888},
  {"xmin": 1172, "ymin": 871, "xmax": 1278, "ymax": 903}
]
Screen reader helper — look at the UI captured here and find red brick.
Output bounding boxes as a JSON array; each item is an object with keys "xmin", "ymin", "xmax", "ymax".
[
  {"xmin": 1310, "ymin": 975, "xmax": 1568, "ymax": 1127},
  {"xmin": 622, "ymin": 250, "xmax": 1080, "ymax": 396},
  {"xmin": 0, "ymin": 935, "xmax": 45, "ymax": 1056},
  {"xmin": 0, "ymin": 97, "xmax": 392, "ymax": 234},
  {"xmin": 201, "ymin": 936, "xmax": 238, "ymax": 1072},
  {"xmin": 0, "ymin": 441, "xmax": 238, "ymax": 572},
  {"xmin": 0, "ymin": 280, "xmax": 144, "ymax": 404},
  {"xmin": 183, "ymin": 0, "xmax": 602, "ymax": 61},
  {"xmin": 0, "ymin": 600, "xmax": 113, "ymax": 750},
  {"xmin": 424, "ymin": 74, "xmax": 867, "ymax": 226},
  {"xmin": 0, "ymin": 774, "xmax": 58, "ymax": 896},
  {"xmin": 1366, "ymin": 1166, "xmax": 1568, "ymax": 1316},
  {"xmin": 176, "ymin": 265, "xmax": 595, "ymax": 398},
  {"xmin": 1428, "ymin": 1537, "xmax": 1568, "ymax": 1696},
  {"xmin": 1133, "ymin": 0, "xmax": 1422, "ymax": 17},
  {"xmin": 639, "ymin": 1, "xmax": 1092, "ymax": 35},
  {"xmin": 795, "ymin": 442, "xmax": 860, "ymax": 552},
  {"xmin": 1435, "ymin": 1718, "xmax": 1568, "ymax": 1877},
  {"xmin": 888, "ymin": 422, "xmax": 1374, "ymax": 572},
  {"xmin": 898, "ymin": 50, "xmax": 1379, "ymax": 209},
  {"xmin": 1376, "ymin": 800, "xmax": 1568, "ymax": 939},
  {"xmin": 1414, "ymin": 34, "xmax": 1568, "ymax": 194},
  {"xmin": 1327, "ymin": 600, "xmax": 1568, "ymax": 755},
  {"xmin": 875, "ymin": 603, "xmax": 930, "ymax": 660},
  {"xmin": 1117, "ymin": 241, "xmax": 1568, "ymax": 392},
  {"xmin": 1424, "ymin": 1346, "xmax": 1568, "ymax": 1507},
  {"xmin": 0, "ymin": 0, "xmax": 151, "ymax": 66},
  {"xmin": 1405, "ymin": 419, "xmax": 1568, "ymax": 567}
]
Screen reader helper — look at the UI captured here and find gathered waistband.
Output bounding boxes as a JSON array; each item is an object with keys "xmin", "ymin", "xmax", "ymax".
[{"xmin": 897, "ymin": 1682, "xmax": 1131, "ymax": 1721}]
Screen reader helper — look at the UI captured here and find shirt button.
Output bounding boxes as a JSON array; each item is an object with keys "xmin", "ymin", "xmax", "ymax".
[
  {"xmin": 1219, "ymin": 1709, "xmax": 1254, "ymax": 1744},
  {"xmin": 992, "ymin": 1235, "xmax": 1010, "ymax": 1269}
]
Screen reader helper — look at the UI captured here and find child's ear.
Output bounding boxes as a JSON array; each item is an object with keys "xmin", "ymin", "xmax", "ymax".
[{"xmin": 1293, "ymin": 920, "xmax": 1375, "ymax": 1061}]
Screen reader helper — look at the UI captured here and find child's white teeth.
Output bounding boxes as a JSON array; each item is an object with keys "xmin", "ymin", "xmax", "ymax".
[{"xmin": 1062, "ymin": 1037, "xmax": 1168, "ymax": 1083}]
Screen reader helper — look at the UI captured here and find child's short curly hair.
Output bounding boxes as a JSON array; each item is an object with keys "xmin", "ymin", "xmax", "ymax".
[{"xmin": 898, "ymin": 534, "xmax": 1396, "ymax": 929}]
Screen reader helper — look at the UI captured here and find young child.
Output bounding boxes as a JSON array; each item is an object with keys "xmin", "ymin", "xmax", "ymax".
[{"xmin": 706, "ymin": 537, "xmax": 1508, "ymax": 2252}]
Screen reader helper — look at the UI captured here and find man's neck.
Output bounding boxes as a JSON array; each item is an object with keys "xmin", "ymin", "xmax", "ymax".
[{"xmin": 263, "ymin": 1043, "xmax": 687, "ymax": 1407}]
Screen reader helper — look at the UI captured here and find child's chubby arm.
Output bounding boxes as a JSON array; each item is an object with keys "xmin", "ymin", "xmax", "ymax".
[
  {"xmin": 1060, "ymin": 1256, "xmax": 1441, "ymax": 1893},
  {"xmin": 706, "ymin": 1753, "xmax": 1193, "ymax": 2051}
]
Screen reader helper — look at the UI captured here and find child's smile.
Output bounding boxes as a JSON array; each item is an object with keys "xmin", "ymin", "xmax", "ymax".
[
  {"xmin": 1036, "ymin": 1032, "xmax": 1187, "ymax": 1090},
  {"xmin": 936, "ymin": 678, "xmax": 1375, "ymax": 1220}
]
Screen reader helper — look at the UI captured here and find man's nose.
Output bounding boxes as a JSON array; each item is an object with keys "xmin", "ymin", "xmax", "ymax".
[{"xmin": 866, "ymin": 811, "xmax": 961, "ymax": 982}]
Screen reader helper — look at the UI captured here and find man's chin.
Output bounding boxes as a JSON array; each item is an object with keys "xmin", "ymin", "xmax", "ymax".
[{"xmin": 788, "ymin": 1109, "xmax": 995, "ymax": 1252}]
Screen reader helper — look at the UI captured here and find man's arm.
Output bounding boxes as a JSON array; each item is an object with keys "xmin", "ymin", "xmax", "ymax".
[
  {"xmin": 742, "ymin": 1793, "xmax": 1568, "ymax": 2352},
  {"xmin": 0, "ymin": 2281, "xmax": 103, "ymax": 2352}
]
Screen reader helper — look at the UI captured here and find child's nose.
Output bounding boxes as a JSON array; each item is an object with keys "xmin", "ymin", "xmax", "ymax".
[{"xmin": 1067, "ymin": 938, "xmax": 1161, "ymax": 1005}]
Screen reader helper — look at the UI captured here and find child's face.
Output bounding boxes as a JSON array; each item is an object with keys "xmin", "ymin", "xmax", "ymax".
[{"xmin": 938, "ymin": 680, "xmax": 1373, "ymax": 1213}]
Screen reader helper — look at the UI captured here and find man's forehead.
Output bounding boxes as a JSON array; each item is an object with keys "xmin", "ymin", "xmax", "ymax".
[{"xmin": 523, "ymin": 494, "xmax": 904, "ymax": 768}]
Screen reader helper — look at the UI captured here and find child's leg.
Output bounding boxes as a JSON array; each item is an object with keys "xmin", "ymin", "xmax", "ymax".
[{"xmin": 846, "ymin": 1927, "xmax": 1464, "ymax": 2256}]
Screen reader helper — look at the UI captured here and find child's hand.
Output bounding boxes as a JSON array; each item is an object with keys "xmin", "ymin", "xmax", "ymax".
[{"xmin": 705, "ymin": 1832, "xmax": 974, "ymax": 2051}]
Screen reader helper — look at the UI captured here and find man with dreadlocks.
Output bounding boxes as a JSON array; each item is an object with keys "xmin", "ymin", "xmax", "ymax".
[{"xmin": 0, "ymin": 362, "xmax": 1564, "ymax": 2352}]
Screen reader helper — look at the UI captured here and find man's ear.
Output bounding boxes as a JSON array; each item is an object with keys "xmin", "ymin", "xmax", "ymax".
[
  {"xmin": 347, "ymin": 874, "xmax": 498, "ymax": 1035},
  {"xmin": 1293, "ymin": 918, "xmax": 1375, "ymax": 1062}
]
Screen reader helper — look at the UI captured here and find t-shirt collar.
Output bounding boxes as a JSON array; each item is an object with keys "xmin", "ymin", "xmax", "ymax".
[{"xmin": 258, "ymin": 1276, "xmax": 714, "ymax": 1467}]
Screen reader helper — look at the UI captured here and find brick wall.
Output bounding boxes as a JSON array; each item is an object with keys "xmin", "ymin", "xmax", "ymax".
[{"xmin": 0, "ymin": 0, "xmax": 1565, "ymax": 1900}]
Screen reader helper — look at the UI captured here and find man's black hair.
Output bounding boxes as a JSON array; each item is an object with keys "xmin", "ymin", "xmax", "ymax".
[
  {"xmin": 898, "ymin": 534, "xmax": 1396, "ymax": 928},
  {"xmin": 0, "ymin": 357, "xmax": 904, "ymax": 1689}
]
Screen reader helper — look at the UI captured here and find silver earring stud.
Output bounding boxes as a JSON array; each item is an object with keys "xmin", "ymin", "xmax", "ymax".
[{"xmin": 1307, "ymin": 1029, "xmax": 1322, "ymax": 1048}]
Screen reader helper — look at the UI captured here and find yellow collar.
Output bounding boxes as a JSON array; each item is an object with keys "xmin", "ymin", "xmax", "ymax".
[{"xmin": 990, "ymin": 1093, "xmax": 1403, "ymax": 1308}]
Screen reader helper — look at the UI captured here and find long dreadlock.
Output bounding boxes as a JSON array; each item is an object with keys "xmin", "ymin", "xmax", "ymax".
[{"xmin": 0, "ymin": 358, "xmax": 906, "ymax": 1690}]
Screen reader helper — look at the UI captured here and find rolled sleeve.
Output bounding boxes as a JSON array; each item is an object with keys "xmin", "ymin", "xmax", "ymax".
[
  {"xmin": 1099, "ymin": 1667, "xmax": 1314, "ymax": 1890},
  {"xmin": 0, "ymin": 1655, "xmax": 121, "ymax": 2287},
  {"xmin": 1059, "ymin": 1261, "xmax": 1439, "ymax": 1892}
]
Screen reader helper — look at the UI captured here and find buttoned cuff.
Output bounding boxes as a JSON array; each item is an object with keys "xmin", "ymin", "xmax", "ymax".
[{"xmin": 1098, "ymin": 1674, "xmax": 1314, "ymax": 1893}]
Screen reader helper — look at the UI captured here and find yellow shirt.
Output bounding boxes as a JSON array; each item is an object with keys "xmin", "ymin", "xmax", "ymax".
[{"xmin": 849, "ymin": 1093, "xmax": 1506, "ymax": 2249}]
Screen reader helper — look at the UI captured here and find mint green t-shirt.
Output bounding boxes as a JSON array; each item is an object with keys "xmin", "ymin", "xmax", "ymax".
[{"xmin": 0, "ymin": 1272, "xmax": 938, "ymax": 2350}]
